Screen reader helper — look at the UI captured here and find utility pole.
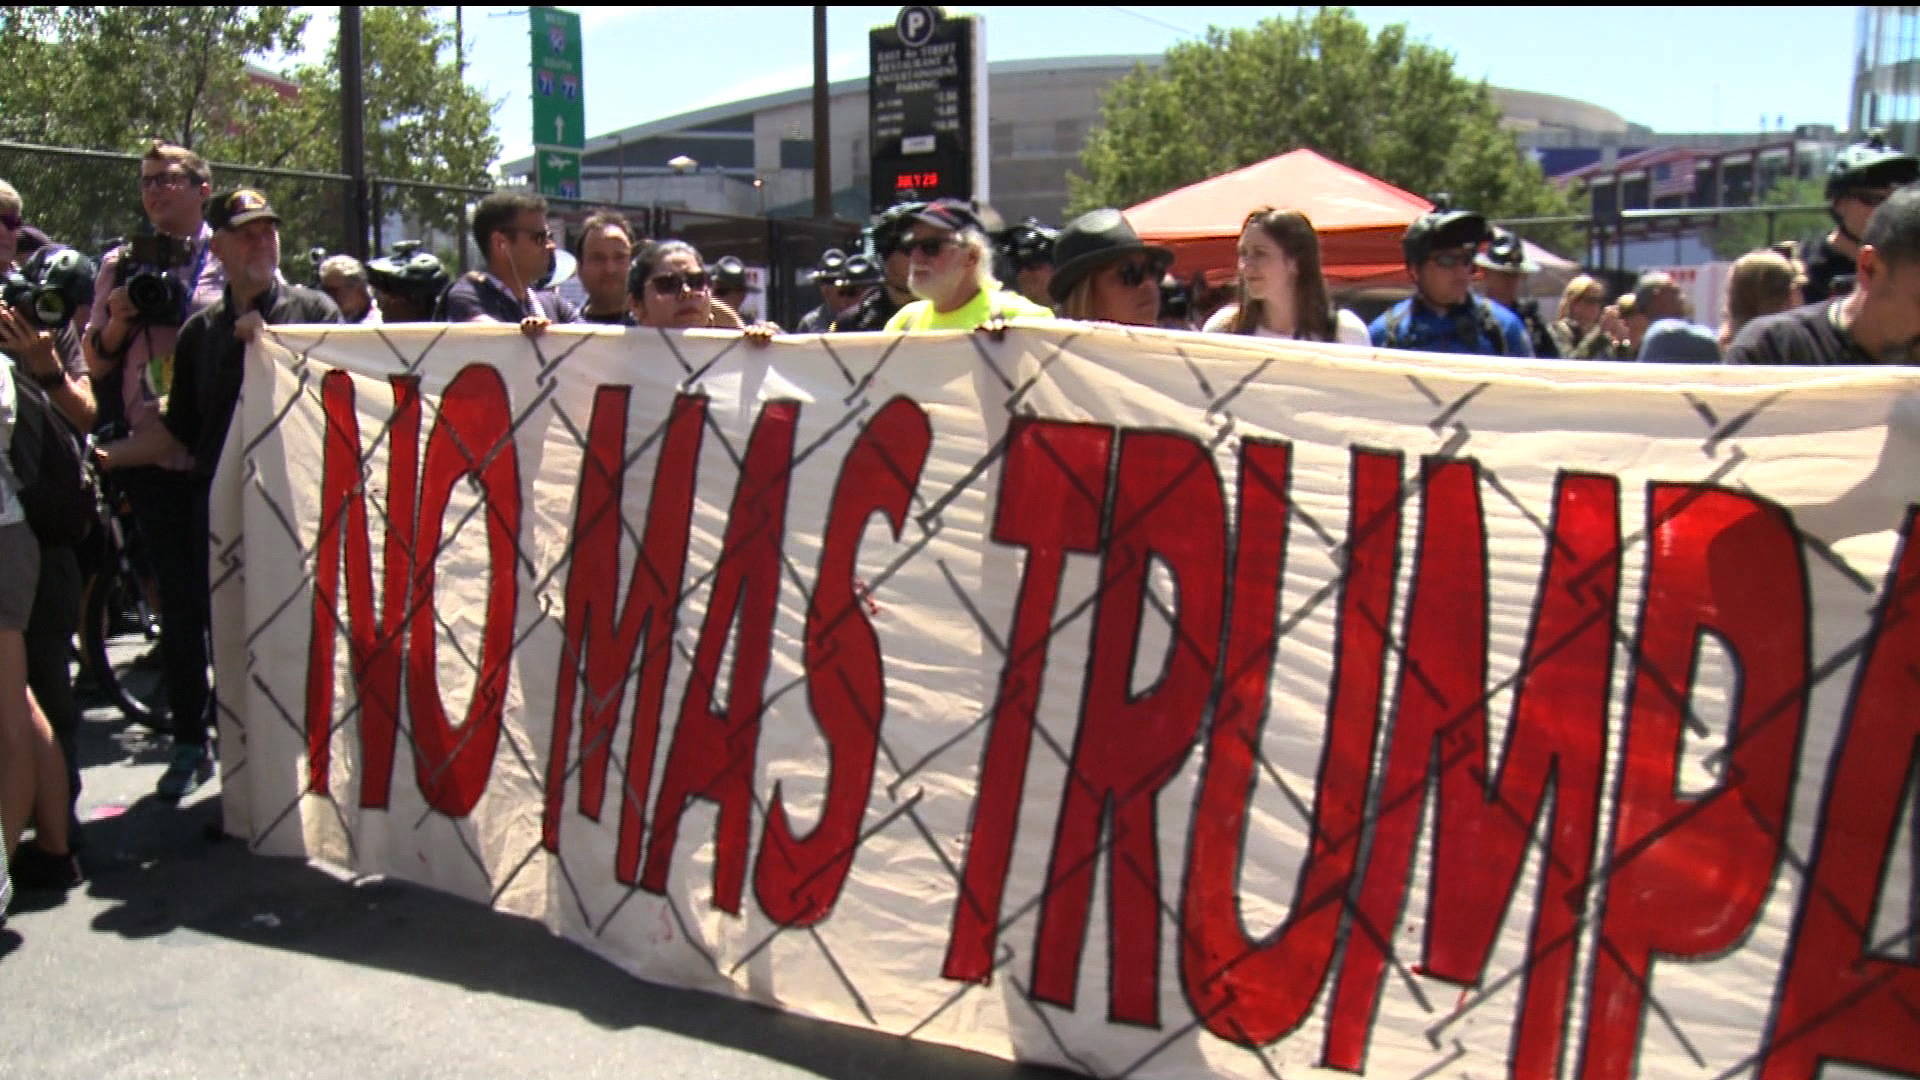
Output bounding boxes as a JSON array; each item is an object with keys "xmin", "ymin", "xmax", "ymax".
[
  {"xmin": 340, "ymin": 6, "xmax": 370, "ymax": 259},
  {"xmin": 812, "ymin": 6, "xmax": 831, "ymax": 219}
]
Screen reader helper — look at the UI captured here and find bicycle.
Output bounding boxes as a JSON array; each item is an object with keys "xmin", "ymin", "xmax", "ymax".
[{"xmin": 76, "ymin": 468, "xmax": 168, "ymax": 729}]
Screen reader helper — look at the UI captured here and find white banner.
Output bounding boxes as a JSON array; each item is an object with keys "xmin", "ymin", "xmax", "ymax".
[{"xmin": 214, "ymin": 323, "xmax": 1920, "ymax": 1079}]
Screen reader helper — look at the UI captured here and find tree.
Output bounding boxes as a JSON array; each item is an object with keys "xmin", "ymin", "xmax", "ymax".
[
  {"xmin": 0, "ymin": 7, "xmax": 497, "ymax": 268},
  {"xmin": 1066, "ymin": 9, "xmax": 1583, "ymax": 247},
  {"xmin": 1707, "ymin": 177, "xmax": 1828, "ymax": 260}
]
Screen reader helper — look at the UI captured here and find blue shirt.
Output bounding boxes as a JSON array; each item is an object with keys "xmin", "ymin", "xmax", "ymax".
[{"xmin": 1369, "ymin": 296, "xmax": 1534, "ymax": 358}]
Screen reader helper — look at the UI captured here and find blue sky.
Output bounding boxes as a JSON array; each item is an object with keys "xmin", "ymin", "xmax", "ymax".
[{"xmin": 291, "ymin": 6, "xmax": 1856, "ymax": 169}]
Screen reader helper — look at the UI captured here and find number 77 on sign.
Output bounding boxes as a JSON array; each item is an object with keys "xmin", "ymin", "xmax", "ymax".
[{"xmin": 529, "ymin": 7, "xmax": 584, "ymax": 151}]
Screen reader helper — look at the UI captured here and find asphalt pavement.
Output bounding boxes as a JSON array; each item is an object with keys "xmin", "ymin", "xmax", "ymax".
[{"xmin": 2, "ymin": 666, "xmax": 1077, "ymax": 1080}]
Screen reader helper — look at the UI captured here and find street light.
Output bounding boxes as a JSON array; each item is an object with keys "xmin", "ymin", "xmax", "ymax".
[{"xmin": 668, "ymin": 154, "xmax": 698, "ymax": 174}]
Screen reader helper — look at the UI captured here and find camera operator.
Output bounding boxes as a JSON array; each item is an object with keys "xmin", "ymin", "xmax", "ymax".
[
  {"xmin": 85, "ymin": 144, "xmax": 227, "ymax": 801},
  {"xmin": 1, "ymin": 182, "xmax": 95, "ymax": 848}
]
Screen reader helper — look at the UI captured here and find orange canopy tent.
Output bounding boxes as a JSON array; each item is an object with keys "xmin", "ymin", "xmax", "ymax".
[{"xmin": 1125, "ymin": 149, "xmax": 1431, "ymax": 288}]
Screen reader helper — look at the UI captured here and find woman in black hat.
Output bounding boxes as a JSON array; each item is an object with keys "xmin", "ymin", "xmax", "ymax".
[
  {"xmin": 1048, "ymin": 208, "xmax": 1173, "ymax": 326},
  {"xmin": 1203, "ymin": 208, "xmax": 1368, "ymax": 345}
]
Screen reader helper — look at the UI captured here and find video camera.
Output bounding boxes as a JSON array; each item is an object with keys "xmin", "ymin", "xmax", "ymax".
[
  {"xmin": 1, "ymin": 245, "xmax": 98, "ymax": 331},
  {"xmin": 115, "ymin": 233, "xmax": 192, "ymax": 326}
]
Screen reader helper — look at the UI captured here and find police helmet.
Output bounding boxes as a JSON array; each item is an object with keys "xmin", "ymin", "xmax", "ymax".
[
  {"xmin": 996, "ymin": 218, "xmax": 1059, "ymax": 270},
  {"xmin": 709, "ymin": 255, "xmax": 749, "ymax": 294},
  {"xmin": 872, "ymin": 201, "xmax": 928, "ymax": 258},
  {"xmin": 1402, "ymin": 195, "xmax": 1490, "ymax": 266},
  {"xmin": 1827, "ymin": 134, "xmax": 1920, "ymax": 201},
  {"xmin": 1473, "ymin": 227, "xmax": 1539, "ymax": 274},
  {"xmin": 366, "ymin": 240, "xmax": 451, "ymax": 302}
]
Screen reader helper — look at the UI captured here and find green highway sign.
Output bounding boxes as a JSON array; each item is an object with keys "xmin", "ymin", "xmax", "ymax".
[
  {"xmin": 530, "ymin": 7, "xmax": 584, "ymax": 150},
  {"xmin": 536, "ymin": 148, "xmax": 582, "ymax": 199}
]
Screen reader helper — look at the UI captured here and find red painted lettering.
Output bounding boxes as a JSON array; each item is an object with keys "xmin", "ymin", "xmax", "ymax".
[
  {"xmin": 1030, "ymin": 430, "xmax": 1227, "ymax": 1025},
  {"xmin": 641, "ymin": 401, "xmax": 800, "ymax": 913},
  {"xmin": 544, "ymin": 391, "xmax": 706, "ymax": 875},
  {"xmin": 1581, "ymin": 484, "xmax": 1809, "ymax": 1079},
  {"xmin": 755, "ymin": 397, "xmax": 933, "ymax": 926},
  {"xmin": 944, "ymin": 418, "xmax": 1114, "ymax": 984},
  {"xmin": 1760, "ymin": 507, "xmax": 1920, "ymax": 1079}
]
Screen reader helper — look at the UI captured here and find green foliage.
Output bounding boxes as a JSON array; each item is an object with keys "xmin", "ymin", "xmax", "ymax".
[
  {"xmin": 1708, "ymin": 177, "xmax": 1828, "ymax": 260},
  {"xmin": 0, "ymin": 6, "xmax": 497, "ymax": 272},
  {"xmin": 1067, "ymin": 8, "xmax": 1582, "ymax": 249}
]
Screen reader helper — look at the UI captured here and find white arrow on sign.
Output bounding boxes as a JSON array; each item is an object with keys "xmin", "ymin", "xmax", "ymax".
[{"xmin": 554, "ymin": 114, "xmax": 566, "ymax": 144}]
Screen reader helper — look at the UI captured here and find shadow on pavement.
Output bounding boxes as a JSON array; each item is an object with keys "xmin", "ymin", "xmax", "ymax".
[{"xmin": 70, "ymin": 789, "xmax": 1076, "ymax": 1080}]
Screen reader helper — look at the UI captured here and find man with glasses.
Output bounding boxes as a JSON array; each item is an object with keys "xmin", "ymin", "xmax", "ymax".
[
  {"xmin": 1371, "ymin": 200, "xmax": 1532, "ymax": 357},
  {"xmin": 883, "ymin": 199, "xmax": 1053, "ymax": 333},
  {"xmin": 87, "ymin": 143, "xmax": 229, "ymax": 798},
  {"xmin": 440, "ymin": 190, "xmax": 577, "ymax": 325},
  {"xmin": 1806, "ymin": 134, "xmax": 1919, "ymax": 304}
]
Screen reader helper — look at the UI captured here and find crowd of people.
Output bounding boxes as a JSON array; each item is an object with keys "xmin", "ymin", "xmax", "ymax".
[{"xmin": 0, "ymin": 131, "xmax": 1912, "ymax": 926}]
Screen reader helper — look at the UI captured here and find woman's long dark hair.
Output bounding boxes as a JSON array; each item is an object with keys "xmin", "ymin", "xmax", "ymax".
[{"xmin": 1229, "ymin": 208, "xmax": 1336, "ymax": 341}]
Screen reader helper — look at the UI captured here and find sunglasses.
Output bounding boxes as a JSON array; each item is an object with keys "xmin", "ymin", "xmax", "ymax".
[
  {"xmin": 903, "ymin": 237, "xmax": 957, "ymax": 258},
  {"xmin": 1428, "ymin": 252, "xmax": 1473, "ymax": 269},
  {"xmin": 650, "ymin": 270, "xmax": 710, "ymax": 294},
  {"xmin": 139, "ymin": 172, "xmax": 196, "ymax": 191},
  {"xmin": 509, "ymin": 226, "xmax": 555, "ymax": 243},
  {"xmin": 0, "ymin": 212, "xmax": 20, "ymax": 231},
  {"xmin": 1109, "ymin": 260, "xmax": 1157, "ymax": 287},
  {"xmin": 1854, "ymin": 188, "xmax": 1893, "ymax": 208}
]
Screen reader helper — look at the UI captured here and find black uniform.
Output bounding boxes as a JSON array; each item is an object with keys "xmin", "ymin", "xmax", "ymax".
[
  {"xmin": 1802, "ymin": 235, "xmax": 1855, "ymax": 304},
  {"xmin": 831, "ymin": 287, "xmax": 904, "ymax": 333}
]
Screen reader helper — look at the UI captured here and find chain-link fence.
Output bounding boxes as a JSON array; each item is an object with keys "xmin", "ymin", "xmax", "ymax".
[{"xmin": 0, "ymin": 140, "xmax": 859, "ymax": 328}]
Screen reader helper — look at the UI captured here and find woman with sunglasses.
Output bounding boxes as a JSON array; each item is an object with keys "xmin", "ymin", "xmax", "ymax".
[
  {"xmin": 1047, "ymin": 209, "xmax": 1173, "ymax": 327},
  {"xmin": 628, "ymin": 240, "xmax": 746, "ymax": 330},
  {"xmin": 1204, "ymin": 208, "xmax": 1368, "ymax": 345}
]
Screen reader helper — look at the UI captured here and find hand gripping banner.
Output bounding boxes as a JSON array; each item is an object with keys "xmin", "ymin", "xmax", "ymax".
[{"xmin": 212, "ymin": 323, "xmax": 1920, "ymax": 1079}]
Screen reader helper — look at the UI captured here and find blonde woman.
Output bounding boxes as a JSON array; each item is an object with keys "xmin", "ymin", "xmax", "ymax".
[
  {"xmin": 1550, "ymin": 274, "xmax": 1611, "ymax": 358},
  {"xmin": 1719, "ymin": 250, "xmax": 1806, "ymax": 348},
  {"xmin": 1048, "ymin": 208, "xmax": 1173, "ymax": 326},
  {"xmin": 1203, "ymin": 208, "xmax": 1368, "ymax": 345}
]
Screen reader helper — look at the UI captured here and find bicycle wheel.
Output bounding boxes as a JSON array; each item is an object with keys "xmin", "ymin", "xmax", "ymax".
[{"xmin": 81, "ymin": 562, "xmax": 169, "ymax": 730}]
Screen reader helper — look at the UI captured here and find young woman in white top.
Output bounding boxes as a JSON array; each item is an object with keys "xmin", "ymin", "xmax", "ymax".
[
  {"xmin": 0, "ymin": 355, "xmax": 79, "ymax": 891},
  {"xmin": 1203, "ymin": 207, "xmax": 1370, "ymax": 346}
]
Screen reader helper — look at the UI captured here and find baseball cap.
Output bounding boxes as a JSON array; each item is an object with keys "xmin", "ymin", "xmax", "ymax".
[
  {"xmin": 912, "ymin": 198, "xmax": 987, "ymax": 235},
  {"xmin": 207, "ymin": 187, "xmax": 281, "ymax": 231}
]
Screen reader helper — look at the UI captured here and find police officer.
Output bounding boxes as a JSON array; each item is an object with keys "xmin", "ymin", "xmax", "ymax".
[
  {"xmin": 796, "ymin": 248, "xmax": 859, "ymax": 334},
  {"xmin": 996, "ymin": 217, "xmax": 1058, "ymax": 309},
  {"xmin": 834, "ymin": 202, "xmax": 924, "ymax": 333},
  {"xmin": 1805, "ymin": 134, "xmax": 1919, "ymax": 303},
  {"xmin": 1370, "ymin": 199, "xmax": 1532, "ymax": 357},
  {"xmin": 365, "ymin": 241, "xmax": 451, "ymax": 324},
  {"xmin": 1474, "ymin": 227, "xmax": 1557, "ymax": 358}
]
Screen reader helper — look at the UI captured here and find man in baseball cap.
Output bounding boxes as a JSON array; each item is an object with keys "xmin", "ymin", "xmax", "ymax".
[
  {"xmin": 97, "ymin": 184, "xmax": 339, "ymax": 798},
  {"xmin": 883, "ymin": 198, "xmax": 1053, "ymax": 332}
]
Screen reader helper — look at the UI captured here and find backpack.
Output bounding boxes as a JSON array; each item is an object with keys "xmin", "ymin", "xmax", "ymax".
[{"xmin": 6, "ymin": 369, "xmax": 98, "ymax": 548}]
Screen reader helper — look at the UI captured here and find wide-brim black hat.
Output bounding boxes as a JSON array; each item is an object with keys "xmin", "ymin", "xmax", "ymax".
[{"xmin": 1047, "ymin": 208, "xmax": 1173, "ymax": 303}]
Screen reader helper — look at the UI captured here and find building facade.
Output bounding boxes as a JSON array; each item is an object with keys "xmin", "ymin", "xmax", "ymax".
[{"xmin": 1854, "ymin": 6, "xmax": 1920, "ymax": 150}]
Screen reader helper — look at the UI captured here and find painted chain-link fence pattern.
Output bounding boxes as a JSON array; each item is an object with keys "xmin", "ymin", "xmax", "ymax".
[{"xmin": 209, "ymin": 323, "xmax": 1918, "ymax": 1079}]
